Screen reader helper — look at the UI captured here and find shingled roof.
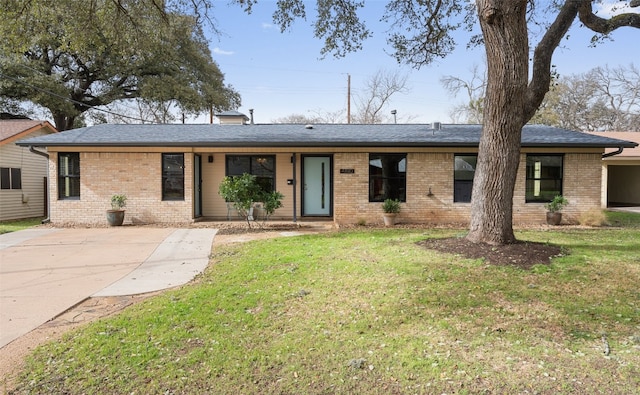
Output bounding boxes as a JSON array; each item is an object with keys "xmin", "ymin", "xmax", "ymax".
[
  {"xmin": 16, "ymin": 123, "xmax": 638, "ymax": 149},
  {"xmin": 588, "ymin": 132, "xmax": 640, "ymax": 157},
  {"xmin": 1, "ymin": 120, "xmax": 57, "ymax": 145}
]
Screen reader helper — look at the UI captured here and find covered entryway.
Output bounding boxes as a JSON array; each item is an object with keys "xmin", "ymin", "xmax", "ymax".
[{"xmin": 302, "ymin": 155, "xmax": 332, "ymax": 216}]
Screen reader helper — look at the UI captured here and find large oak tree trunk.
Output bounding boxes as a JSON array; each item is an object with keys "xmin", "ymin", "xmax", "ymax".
[
  {"xmin": 467, "ymin": 0, "xmax": 529, "ymax": 245},
  {"xmin": 52, "ymin": 113, "xmax": 76, "ymax": 132}
]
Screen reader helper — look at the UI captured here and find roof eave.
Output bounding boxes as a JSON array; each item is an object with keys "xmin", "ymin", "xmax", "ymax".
[{"xmin": 17, "ymin": 141, "xmax": 637, "ymax": 149}]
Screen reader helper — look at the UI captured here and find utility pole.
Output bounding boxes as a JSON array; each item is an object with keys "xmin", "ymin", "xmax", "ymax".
[{"xmin": 347, "ymin": 73, "xmax": 351, "ymax": 124}]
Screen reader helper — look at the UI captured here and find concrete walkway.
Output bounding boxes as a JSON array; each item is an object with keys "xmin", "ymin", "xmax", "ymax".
[
  {"xmin": 0, "ymin": 227, "xmax": 216, "ymax": 348},
  {"xmin": 608, "ymin": 206, "xmax": 640, "ymax": 214}
]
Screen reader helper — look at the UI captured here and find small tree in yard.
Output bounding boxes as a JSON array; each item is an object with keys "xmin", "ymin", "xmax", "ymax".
[
  {"xmin": 262, "ymin": 191, "xmax": 285, "ymax": 223},
  {"xmin": 218, "ymin": 174, "xmax": 284, "ymax": 228}
]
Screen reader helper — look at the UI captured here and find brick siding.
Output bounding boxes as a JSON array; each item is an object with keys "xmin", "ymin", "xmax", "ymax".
[
  {"xmin": 48, "ymin": 150, "xmax": 603, "ymax": 226},
  {"xmin": 50, "ymin": 152, "xmax": 193, "ymax": 225}
]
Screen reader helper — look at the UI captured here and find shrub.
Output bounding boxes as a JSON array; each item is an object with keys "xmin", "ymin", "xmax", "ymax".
[
  {"xmin": 382, "ymin": 198, "xmax": 401, "ymax": 213},
  {"xmin": 262, "ymin": 190, "xmax": 284, "ymax": 221},
  {"xmin": 544, "ymin": 195, "xmax": 568, "ymax": 213},
  {"xmin": 218, "ymin": 174, "xmax": 284, "ymax": 227},
  {"xmin": 579, "ymin": 208, "xmax": 608, "ymax": 227},
  {"xmin": 110, "ymin": 194, "xmax": 127, "ymax": 210}
]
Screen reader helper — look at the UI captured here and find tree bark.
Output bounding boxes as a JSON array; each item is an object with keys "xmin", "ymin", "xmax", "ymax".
[
  {"xmin": 467, "ymin": 0, "xmax": 529, "ymax": 245},
  {"xmin": 52, "ymin": 113, "xmax": 76, "ymax": 132}
]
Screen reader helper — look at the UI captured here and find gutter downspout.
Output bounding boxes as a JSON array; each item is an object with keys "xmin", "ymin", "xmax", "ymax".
[
  {"xmin": 28, "ymin": 146, "xmax": 51, "ymax": 224},
  {"xmin": 602, "ymin": 147, "xmax": 624, "ymax": 158}
]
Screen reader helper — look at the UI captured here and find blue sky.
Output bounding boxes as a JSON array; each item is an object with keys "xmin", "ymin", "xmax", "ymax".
[{"xmin": 201, "ymin": 1, "xmax": 639, "ymax": 124}]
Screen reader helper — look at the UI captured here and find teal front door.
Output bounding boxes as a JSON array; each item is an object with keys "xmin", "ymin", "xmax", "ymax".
[{"xmin": 302, "ymin": 156, "xmax": 332, "ymax": 216}]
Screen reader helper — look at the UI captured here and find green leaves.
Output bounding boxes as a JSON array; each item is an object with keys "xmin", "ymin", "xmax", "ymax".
[
  {"xmin": 0, "ymin": 0, "xmax": 240, "ymax": 130},
  {"xmin": 218, "ymin": 174, "xmax": 285, "ymax": 226},
  {"xmin": 219, "ymin": 174, "xmax": 262, "ymax": 215},
  {"xmin": 314, "ymin": 0, "xmax": 371, "ymax": 58}
]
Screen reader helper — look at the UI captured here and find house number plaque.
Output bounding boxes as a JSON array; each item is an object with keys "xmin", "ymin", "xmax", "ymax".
[{"xmin": 340, "ymin": 169, "xmax": 355, "ymax": 174}]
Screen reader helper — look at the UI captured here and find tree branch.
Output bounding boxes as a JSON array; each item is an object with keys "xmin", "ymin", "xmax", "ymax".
[
  {"xmin": 524, "ymin": 1, "xmax": 580, "ymax": 121},
  {"xmin": 578, "ymin": 1, "xmax": 640, "ymax": 33}
]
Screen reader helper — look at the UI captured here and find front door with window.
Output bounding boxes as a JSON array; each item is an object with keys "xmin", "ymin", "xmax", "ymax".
[{"xmin": 302, "ymin": 156, "xmax": 332, "ymax": 216}]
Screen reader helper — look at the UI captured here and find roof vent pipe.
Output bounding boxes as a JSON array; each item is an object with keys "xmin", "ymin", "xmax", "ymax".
[
  {"xmin": 249, "ymin": 108, "xmax": 254, "ymax": 125},
  {"xmin": 431, "ymin": 122, "xmax": 441, "ymax": 131}
]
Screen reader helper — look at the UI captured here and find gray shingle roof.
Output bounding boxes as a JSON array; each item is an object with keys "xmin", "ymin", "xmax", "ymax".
[{"xmin": 15, "ymin": 123, "xmax": 638, "ymax": 149}]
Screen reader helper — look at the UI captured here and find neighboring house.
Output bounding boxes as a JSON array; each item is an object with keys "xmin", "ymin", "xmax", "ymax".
[
  {"xmin": 16, "ymin": 123, "xmax": 637, "ymax": 226},
  {"xmin": 1, "ymin": 120, "xmax": 57, "ymax": 221},
  {"xmin": 589, "ymin": 132, "xmax": 640, "ymax": 207}
]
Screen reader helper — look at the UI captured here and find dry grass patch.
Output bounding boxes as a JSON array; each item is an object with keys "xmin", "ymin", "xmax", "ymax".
[{"xmin": 579, "ymin": 208, "xmax": 608, "ymax": 226}]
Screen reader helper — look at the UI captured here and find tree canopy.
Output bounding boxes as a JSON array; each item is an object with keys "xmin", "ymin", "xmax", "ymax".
[{"xmin": 0, "ymin": 0, "xmax": 240, "ymax": 130}]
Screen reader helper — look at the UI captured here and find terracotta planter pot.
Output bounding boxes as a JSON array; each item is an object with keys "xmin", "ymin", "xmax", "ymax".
[
  {"xmin": 546, "ymin": 212, "xmax": 562, "ymax": 226},
  {"xmin": 383, "ymin": 213, "xmax": 397, "ymax": 227},
  {"xmin": 106, "ymin": 210, "xmax": 125, "ymax": 226}
]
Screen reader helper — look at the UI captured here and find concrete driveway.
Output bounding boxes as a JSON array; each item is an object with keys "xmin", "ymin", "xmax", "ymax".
[{"xmin": 0, "ymin": 227, "xmax": 216, "ymax": 348}]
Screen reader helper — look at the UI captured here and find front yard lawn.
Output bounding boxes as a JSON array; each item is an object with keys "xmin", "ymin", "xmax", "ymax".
[
  {"xmin": 0, "ymin": 217, "xmax": 44, "ymax": 234},
  {"xmin": 10, "ymin": 224, "xmax": 640, "ymax": 394}
]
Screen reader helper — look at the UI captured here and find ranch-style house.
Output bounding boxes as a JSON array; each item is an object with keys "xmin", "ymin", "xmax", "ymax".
[{"xmin": 16, "ymin": 122, "xmax": 637, "ymax": 226}]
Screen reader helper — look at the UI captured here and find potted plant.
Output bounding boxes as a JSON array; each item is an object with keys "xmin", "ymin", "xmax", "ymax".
[
  {"xmin": 544, "ymin": 195, "xmax": 568, "ymax": 225},
  {"xmin": 382, "ymin": 198, "xmax": 401, "ymax": 226},
  {"xmin": 106, "ymin": 194, "xmax": 127, "ymax": 226}
]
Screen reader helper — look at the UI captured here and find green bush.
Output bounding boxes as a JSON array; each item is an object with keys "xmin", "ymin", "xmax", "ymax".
[
  {"xmin": 218, "ymin": 174, "xmax": 284, "ymax": 227},
  {"xmin": 382, "ymin": 198, "xmax": 401, "ymax": 213},
  {"xmin": 544, "ymin": 195, "xmax": 568, "ymax": 213},
  {"xmin": 110, "ymin": 194, "xmax": 127, "ymax": 210}
]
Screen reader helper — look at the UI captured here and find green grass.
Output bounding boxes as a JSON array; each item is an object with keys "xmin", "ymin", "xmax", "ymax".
[
  {"xmin": 0, "ymin": 217, "xmax": 44, "ymax": 234},
  {"xmin": 10, "ymin": 227, "xmax": 640, "ymax": 394},
  {"xmin": 606, "ymin": 210, "xmax": 640, "ymax": 228}
]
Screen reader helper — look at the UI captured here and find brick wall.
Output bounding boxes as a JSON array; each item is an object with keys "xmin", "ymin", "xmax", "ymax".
[
  {"xmin": 49, "ymin": 152, "xmax": 193, "ymax": 225},
  {"xmin": 334, "ymin": 152, "xmax": 603, "ymax": 226},
  {"xmin": 334, "ymin": 152, "xmax": 472, "ymax": 225},
  {"xmin": 512, "ymin": 152, "xmax": 603, "ymax": 225},
  {"xmin": 47, "ymin": 149, "xmax": 603, "ymax": 226}
]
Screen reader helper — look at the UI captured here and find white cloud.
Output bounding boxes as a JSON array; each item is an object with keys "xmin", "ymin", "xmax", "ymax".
[
  {"xmin": 213, "ymin": 47, "xmax": 234, "ymax": 56},
  {"xmin": 595, "ymin": 1, "xmax": 640, "ymax": 17},
  {"xmin": 262, "ymin": 22, "xmax": 275, "ymax": 30}
]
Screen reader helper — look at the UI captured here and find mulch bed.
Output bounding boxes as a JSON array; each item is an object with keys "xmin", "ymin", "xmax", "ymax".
[{"xmin": 417, "ymin": 237, "xmax": 564, "ymax": 269}]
